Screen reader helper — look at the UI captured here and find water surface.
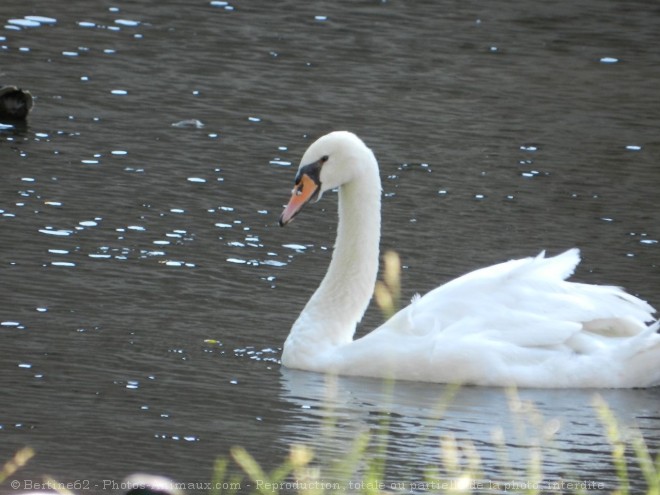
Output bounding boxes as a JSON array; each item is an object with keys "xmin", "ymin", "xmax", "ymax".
[{"xmin": 1, "ymin": 0, "xmax": 659, "ymax": 493}]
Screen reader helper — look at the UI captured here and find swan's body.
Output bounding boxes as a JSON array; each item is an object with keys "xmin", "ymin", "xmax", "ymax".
[{"xmin": 279, "ymin": 131, "xmax": 660, "ymax": 388}]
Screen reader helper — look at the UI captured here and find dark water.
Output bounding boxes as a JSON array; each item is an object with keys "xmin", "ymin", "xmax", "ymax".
[{"xmin": 1, "ymin": 0, "xmax": 659, "ymax": 493}]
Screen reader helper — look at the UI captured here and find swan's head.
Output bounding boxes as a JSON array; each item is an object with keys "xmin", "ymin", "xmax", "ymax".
[{"xmin": 279, "ymin": 131, "xmax": 374, "ymax": 226}]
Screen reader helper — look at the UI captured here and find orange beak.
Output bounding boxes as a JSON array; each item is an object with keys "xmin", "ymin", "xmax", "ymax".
[{"xmin": 279, "ymin": 173, "xmax": 321, "ymax": 226}]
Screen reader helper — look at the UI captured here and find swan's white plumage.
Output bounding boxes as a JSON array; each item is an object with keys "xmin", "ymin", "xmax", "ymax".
[{"xmin": 279, "ymin": 131, "xmax": 660, "ymax": 388}]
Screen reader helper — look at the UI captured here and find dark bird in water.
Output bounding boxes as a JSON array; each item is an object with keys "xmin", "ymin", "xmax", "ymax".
[{"xmin": 0, "ymin": 86, "xmax": 33, "ymax": 120}]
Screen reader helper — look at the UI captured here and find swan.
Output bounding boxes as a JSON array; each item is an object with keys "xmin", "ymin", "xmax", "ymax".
[{"xmin": 278, "ymin": 131, "xmax": 660, "ymax": 388}]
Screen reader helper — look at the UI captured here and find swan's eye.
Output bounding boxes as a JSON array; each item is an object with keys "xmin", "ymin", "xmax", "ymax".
[
  {"xmin": 294, "ymin": 161, "xmax": 323, "ymax": 193},
  {"xmin": 320, "ymin": 155, "xmax": 329, "ymax": 163}
]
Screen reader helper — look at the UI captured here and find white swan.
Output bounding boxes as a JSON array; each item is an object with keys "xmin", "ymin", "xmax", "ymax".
[{"xmin": 278, "ymin": 131, "xmax": 660, "ymax": 388}]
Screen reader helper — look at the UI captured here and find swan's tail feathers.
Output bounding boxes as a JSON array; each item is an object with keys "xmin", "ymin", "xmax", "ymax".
[
  {"xmin": 617, "ymin": 323, "xmax": 660, "ymax": 387},
  {"xmin": 578, "ymin": 285, "xmax": 657, "ymax": 337},
  {"xmin": 529, "ymin": 248, "xmax": 581, "ymax": 281}
]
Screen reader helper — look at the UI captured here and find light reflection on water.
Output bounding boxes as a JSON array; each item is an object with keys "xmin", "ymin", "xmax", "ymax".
[{"xmin": 1, "ymin": 0, "xmax": 659, "ymax": 492}]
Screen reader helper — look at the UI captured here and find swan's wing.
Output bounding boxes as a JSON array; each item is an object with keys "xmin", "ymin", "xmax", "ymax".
[
  {"xmin": 379, "ymin": 249, "xmax": 656, "ymax": 350},
  {"xmin": 334, "ymin": 249, "xmax": 660, "ymax": 386}
]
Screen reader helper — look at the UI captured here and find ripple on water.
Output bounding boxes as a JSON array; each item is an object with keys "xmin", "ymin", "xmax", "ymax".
[
  {"xmin": 234, "ymin": 346, "xmax": 279, "ymax": 363},
  {"xmin": 7, "ymin": 18, "xmax": 44, "ymax": 28},
  {"xmin": 261, "ymin": 260, "xmax": 286, "ymax": 267},
  {"xmin": 162, "ymin": 260, "xmax": 196, "ymax": 268},
  {"xmin": 88, "ymin": 253, "xmax": 112, "ymax": 259},
  {"xmin": 270, "ymin": 158, "xmax": 292, "ymax": 167},
  {"xmin": 226, "ymin": 257, "xmax": 247, "ymax": 264},
  {"xmin": 1, "ymin": 321, "xmax": 23, "ymax": 329},
  {"xmin": 209, "ymin": 1, "xmax": 235, "ymax": 11},
  {"xmin": 50, "ymin": 261, "xmax": 76, "ymax": 267},
  {"xmin": 282, "ymin": 243, "xmax": 307, "ymax": 252},
  {"xmin": 172, "ymin": 119, "xmax": 205, "ymax": 129},
  {"xmin": 141, "ymin": 250, "xmax": 166, "ymax": 258},
  {"xmin": 89, "ymin": 246, "xmax": 132, "ymax": 260},
  {"xmin": 78, "ymin": 220, "xmax": 99, "ymax": 227},
  {"xmin": 520, "ymin": 170, "xmax": 549, "ymax": 179},
  {"xmin": 154, "ymin": 433, "xmax": 200, "ymax": 442},
  {"xmin": 114, "ymin": 19, "xmax": 141, "ymax": 27},
  {"xmin": 48, "ymin": 249, "xmax": 69, "ymax": 255},
  {"xmin": 39, "ymin": 228, "xmax": 73, "ymax": 236},
  {"xmin": 25, "ymin": 15, "xmax": 57, "ymax": 25}
]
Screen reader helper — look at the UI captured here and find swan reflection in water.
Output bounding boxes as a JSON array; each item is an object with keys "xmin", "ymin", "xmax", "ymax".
[{"xmin": 278, "ymin": 367, "xmax": 660, "ymax": 492}]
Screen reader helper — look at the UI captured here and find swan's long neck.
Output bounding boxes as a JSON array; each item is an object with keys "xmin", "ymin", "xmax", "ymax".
[{"xmin": 283, "ymin": 160, "xmax": 382, "ymax": 364}]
